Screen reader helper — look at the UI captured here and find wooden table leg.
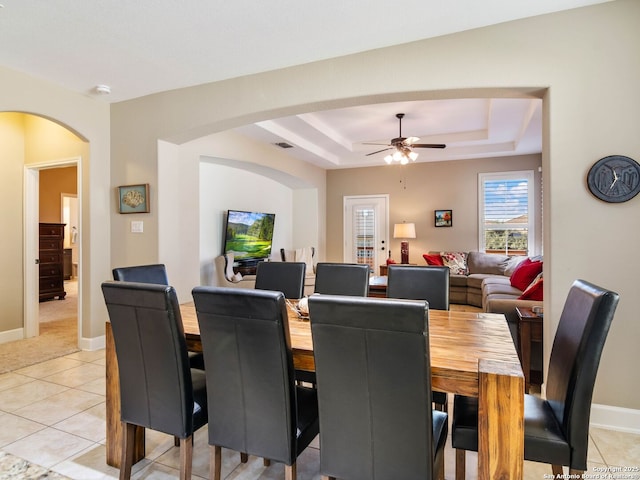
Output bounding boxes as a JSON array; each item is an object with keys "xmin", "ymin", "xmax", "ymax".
[
  {"xmin": 106, "ymin": 322, "xmax": 145, "ymax": 468},
  {"xmin": 478, "ymin": 359, "xmax": 524, "ymax": 480}
]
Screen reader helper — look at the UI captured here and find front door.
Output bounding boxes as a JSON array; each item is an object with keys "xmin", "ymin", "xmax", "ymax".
[{"xmin": 343, "ymin": 195, "xmax": 389, "ymax": 275}]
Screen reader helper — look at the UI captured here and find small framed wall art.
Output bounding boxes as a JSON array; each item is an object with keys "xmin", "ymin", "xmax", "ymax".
[
  {"xmin": 434, "ymin": 209, "xmax": 452, "ymax": 227},
  {"xmin": 118, "ymin": 184, "xmax": 150, "ymax": 214}
]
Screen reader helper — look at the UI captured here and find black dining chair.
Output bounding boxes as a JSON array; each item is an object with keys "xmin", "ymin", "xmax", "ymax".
[
  {"xmin": 101, "ymin": 281, "xmax": 208, "ymax": 480},
  {"xmin": 112, "ymin": 263, "xmax": 205, "ymax": 371},
  {"xmin": 314, "ymin": 262, "xmax": 370, "ymax": 296},
  {"xmin": 192, "ymin": 286, "xmax": 320, "ymax": 480},
  {"xmin": 452, "ymin": 279, "xmax": 619, "ymax": 480},
  {"xmin": 386, "ymin": 264, "xmax": 450, "ymax": 412},
  {"xmin": 255, "ymin": 261, "xmax": 306, "ymax": 299},
  {"xmin": 112, "ymin": 263, "xmax": 169, "ymax": 284},
  {"xmin": 386, "ymin": 265, "xmax": 450, "ymax": 310},
  {"xmin": 308, "ymin": 294, "xmax": 448, "ymax": 480}
]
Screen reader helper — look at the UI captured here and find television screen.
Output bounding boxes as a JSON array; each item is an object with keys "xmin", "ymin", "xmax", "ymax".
[{"xmin": 223, "ymin": 210, "xmax": 276, "ymax": 262}]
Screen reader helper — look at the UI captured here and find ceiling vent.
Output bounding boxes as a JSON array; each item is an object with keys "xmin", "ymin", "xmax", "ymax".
[{"xmin": 274, "ymin": 142, "xmax": 293, "ymax": 149}]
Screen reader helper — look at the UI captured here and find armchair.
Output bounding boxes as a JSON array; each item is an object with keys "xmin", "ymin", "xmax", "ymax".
[
  {"xmin": 280, "ymin": 247, "xmax": 316, "ymax": 296},
  {"xmin": 213, "ymin": 255, "xmax": 256, "ymax": 289}
]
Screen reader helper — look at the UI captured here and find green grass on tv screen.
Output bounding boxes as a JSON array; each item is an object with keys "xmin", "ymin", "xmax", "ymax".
[{"xmin": 226, "ymin": 235, "xmax": 272, "ymax": 259}]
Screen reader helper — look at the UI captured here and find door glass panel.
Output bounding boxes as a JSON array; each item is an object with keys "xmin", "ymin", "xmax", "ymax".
[{"xmin": 354, "ymin": 207, "xmax": 375, "ymax": 269}]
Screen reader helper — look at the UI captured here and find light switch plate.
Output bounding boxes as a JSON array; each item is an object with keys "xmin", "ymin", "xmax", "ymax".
[{"xmin": 130, "ymin": 221, "xmax": 144, "ymax": 233}]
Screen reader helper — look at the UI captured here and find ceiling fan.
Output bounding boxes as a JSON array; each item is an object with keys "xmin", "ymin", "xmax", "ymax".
[{"xmin": 365, "ymin": 113, "xmax": 446, "ymax": 164}]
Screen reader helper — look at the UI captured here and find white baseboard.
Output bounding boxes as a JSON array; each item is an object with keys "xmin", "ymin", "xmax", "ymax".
[
  {"xmin": 80, "ymin": 334, "xmax": 105, "ymax": 352},
  {"xmin": 0, "ymin": 328, "xmax": 25, "ymax": 344},
  {"xmin": 591, "ymin": 403, "xmax": 640, "ymax": 434}
]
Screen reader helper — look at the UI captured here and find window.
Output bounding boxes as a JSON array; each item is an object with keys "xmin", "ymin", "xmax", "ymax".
[{"xmin": 479, "ymin": 171, "xmax": 535, "ymax": 255}]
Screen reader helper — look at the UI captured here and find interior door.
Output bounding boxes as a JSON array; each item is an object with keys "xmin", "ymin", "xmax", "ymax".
[{"xmin": 343, "ymin": 195, "xmax": 389, "ymax": 275}]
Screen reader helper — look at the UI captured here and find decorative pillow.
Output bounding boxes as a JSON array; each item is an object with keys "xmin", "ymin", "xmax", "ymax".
[
  {"xmin": 510, "ymin": 258, "xmax": 543, "ymax": 291},
  {"xmin": 440, "ymin": 252, "xmax": 468, "ymax": 275},
  {"xmin": 423, "ymin": 253, "xmax": 444, "ymax": 266},
  {"xmin": 519, "ymin": 272, "xmax": 543, "ymax": 300},
  {"xmin": 224, "ymin": 253, "xmax": 243, "ymax": 283}
]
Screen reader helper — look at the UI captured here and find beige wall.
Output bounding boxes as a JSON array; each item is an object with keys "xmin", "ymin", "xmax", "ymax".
[
  {"xmin": 111, "ymin": 0, "xmax": 640, "ymax": 412},
  {"xmin": 0, "ymin": 70, "xmax": 110, "ymax": 344},
  {"xmin": 40, "ymin": 166, "xmax": 77, "ymax": 223},
  {"xmin": 327, "ymin": 155, "xmax": 542, "ymax": 263},
  {"xmin": 0, "ymin": 113, "xmax": 27, "ymax": 331}
]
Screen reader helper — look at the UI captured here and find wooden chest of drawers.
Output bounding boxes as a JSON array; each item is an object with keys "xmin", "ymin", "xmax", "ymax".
[{"xmin": 39, "ymin": 222, "xmax": 66, "ymax": 301}]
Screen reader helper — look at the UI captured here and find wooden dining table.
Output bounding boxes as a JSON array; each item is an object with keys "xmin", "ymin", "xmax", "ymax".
[{"xmin": 105, "ymin": 301, "xmax": 524, "ymax": 479}]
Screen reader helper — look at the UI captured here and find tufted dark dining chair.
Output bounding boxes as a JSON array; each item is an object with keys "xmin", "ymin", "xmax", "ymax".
[
  {"xmin": 112, "ymin": 264, "xmax": 169, "ymax": 284},
  {"xmin": 386, "ymin": 264, "xmax": 450, "ymax": 412},
  {"xmin": 112, "ymin": 263, "xmax": 204, "ymax": 370},
  {"xmin": 452, "ymin": 279, "xmax": 619, "ymax": 480},
  {"xmin": 192, "ymin": 286, "xmax": 319, "ymax": 480},
  {"xmin": 308, "ymin": 294, "xmax": 448, "ymax": 480},
  {"xmin": 101, "ymin": 281, "xmax": 208, "ymax": 480},
  {"xmin": 314, "ymin": 262, "xmax": 370, "ymax": 296},
  {"xmin": 255, "ymin": 261, "xmax": 306, "ymax": 299}
]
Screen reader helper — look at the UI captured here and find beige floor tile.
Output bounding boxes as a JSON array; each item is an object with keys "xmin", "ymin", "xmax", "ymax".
[
  {"xmin": 14, "ymin": 357, "xmax": 86, "ymax": 379},
  {"xmin": 132, "ymin": 460, "xmax": 205, "ymax": 479},
  {"xmin": 152, "ymin": 430, "xmax": 210, "ymax": 479},
  {"xmin": 76, "ymin": 375, "xmax": 107, "ymax": 395},
  {"xmin": 64, "ymin": 349, "xmax": 106, "ymax": 363},
  {"xmin": 0, "ymin": 411, "xmax": 46, "ymax": 447},
  {"xmin": 12, "ymin": 388, "xmax": 103, "ymax": 425},
  {"xmin": 588, "ymin": 433, "xmax": 606, "ymax": 464},
  {"xmin": 53, "ymin": 402, "xmax": 106, "ymax": 442},
  {"xmin": 43, "ymin": 363, "xmax": 105, "ymax": 388},
  {"xmin": 0, "ymin": 372, "xmax": 36, "ymax": 392},
  {"xmin": 590, "ymin": 426, "xmax": 640, "ymax": 468},
  {"xmin": 91, "ymin": 356, "xmax": 107, "ymax": 367},
  {"xmin": 51, "ymin": 443, "xmax": 122, "ymax": 480},
  {"xmin": 0, "ymin": 378, "xmax": 69, "ymax": 412},
  {"xmin": 3, "ymin": 426, "xmax": 94, "ymax": 469}
]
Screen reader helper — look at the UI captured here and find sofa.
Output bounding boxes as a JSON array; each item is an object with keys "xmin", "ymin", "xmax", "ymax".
[{"xmin": 424, "ymin": 251, "xmax": 543, "ymax": 331}]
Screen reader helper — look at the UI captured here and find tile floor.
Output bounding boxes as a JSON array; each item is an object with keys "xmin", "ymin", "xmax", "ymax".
[{"xmin": 1, "ymin": 349, "xmax": 639, "ymax": 479}]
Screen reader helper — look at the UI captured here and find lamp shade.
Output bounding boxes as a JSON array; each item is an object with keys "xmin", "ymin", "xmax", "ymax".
[{"xmin": 393, "ymin": 223, "xmax": 416, "ymax": 239}]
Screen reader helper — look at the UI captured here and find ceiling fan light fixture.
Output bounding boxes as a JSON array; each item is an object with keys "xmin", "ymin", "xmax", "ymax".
[
  {"xmin": 384, "ymin": 154, "xmax": 393, "ymax": 164},
  {"xmin": 408, "ymin": 150, "xmax": 418, "ymax": 161}
]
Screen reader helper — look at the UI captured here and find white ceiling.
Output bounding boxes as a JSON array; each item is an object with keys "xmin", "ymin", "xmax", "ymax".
[{"xmin": 0, "ymin": 0, "xmax": 608, "ymax": 168}]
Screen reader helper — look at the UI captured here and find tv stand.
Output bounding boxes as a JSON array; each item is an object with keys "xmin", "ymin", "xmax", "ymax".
[{"xmin": 233, "ymin": 259, "xmax": 263, "ymax": 276}]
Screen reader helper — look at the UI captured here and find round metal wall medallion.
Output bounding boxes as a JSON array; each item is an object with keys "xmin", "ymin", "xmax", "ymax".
[{"xmin": 587, "ymin": 155, "xmax": 640, "ymax": 203}]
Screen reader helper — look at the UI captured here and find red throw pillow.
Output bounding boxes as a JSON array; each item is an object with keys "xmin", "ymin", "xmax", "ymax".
[
  {"xmin": 423, "ymin": 253, "xmax": 444, "ymax": 266},
  {"xmin": 519, "ymin": 274, "xmax": 543, "ymax": 300},
  {"xmin": 510, "ymin": 258, "xmax": 543, "ymax": 291}
]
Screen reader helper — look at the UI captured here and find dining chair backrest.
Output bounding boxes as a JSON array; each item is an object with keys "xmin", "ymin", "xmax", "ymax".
[
  {"xmin": 192, "ymin": 286, "xmax": 319, "ymax": 468},
  {"xmin": 313, "ymin": 262, "xmax": 370, "ymax": 296},
  {"xmin": 386, "ymin": 265, "xmax": 450, "ymax": 310},
  {"xmin": 255, "ymin": 261, "xmax": 306, "ymax": 299},
  {"xmin": 546, "ymin": 279, "xmax": 619, "ymax": 468},
  {"xmin": 308, "ymin": 294, "xmax": 448, "ymax": 480},
  {"xmin": 112, "ymin": 264, "xmax": 169, "ymax": 285},
  {"xmin": 101, "ymin": 281, "xmax": 207, "ymax": 438}
]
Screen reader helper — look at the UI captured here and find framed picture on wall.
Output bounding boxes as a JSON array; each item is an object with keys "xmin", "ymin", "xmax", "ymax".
[
  {"xmin": 118, "ymin": 184, "xmax": 150, "ymax": 214},
  {"xmin": 435, "ymin": 209, "xmax": 452, "ymax": 227}
]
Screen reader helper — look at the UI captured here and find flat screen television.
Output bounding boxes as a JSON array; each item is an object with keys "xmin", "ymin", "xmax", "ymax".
[{"xmin": 223, "ymin": 209, "xmax": 276, "ymax": 264}]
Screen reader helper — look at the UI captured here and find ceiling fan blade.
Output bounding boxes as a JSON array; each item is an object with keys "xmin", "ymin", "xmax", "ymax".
[
  {"xmin": 366, "ymin": 147, "xmax": 392, "ymax": 156},
  {"xmin": 411, "ymin": 143, "xmax": 446, "ymax": 149},
  {"xmin": 404, "ymin": 136, "xmax": 420, "ymax": 145},
  {"xmin": 362, "ymin": 142, "xmax": 391, "ymax": 146}
]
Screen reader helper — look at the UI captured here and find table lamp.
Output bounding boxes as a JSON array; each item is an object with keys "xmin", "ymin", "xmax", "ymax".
[{"xmin": 393, "ymin": 222, "xmax": 416, "ymax": 264}]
